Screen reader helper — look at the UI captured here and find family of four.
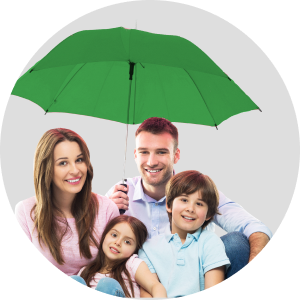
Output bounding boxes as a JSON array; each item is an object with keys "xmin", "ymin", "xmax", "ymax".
[{"xmin": 15, "ymin": 117, "xmax": 272, "ymax": 298}]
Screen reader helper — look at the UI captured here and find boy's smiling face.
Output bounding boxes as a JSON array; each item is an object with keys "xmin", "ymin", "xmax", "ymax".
[{"xmin": 166, "ymin": 190, "xmax": 211, "ymax": 239}]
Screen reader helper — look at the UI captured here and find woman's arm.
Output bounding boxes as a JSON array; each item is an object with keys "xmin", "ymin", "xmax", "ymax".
[
  {"xmin": 204, "ymin": 266, "xmax": 225, "ymax": 289},
  {"xmin": 135, "ymin": 262, "xmax": 167, "ymax": 298}
]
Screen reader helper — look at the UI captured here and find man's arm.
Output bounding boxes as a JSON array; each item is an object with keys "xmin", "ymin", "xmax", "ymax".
[
  {"xmin": 214, "ymin": 191, "xmax": 272, "ymax": 261},
  {"xmin": 248, "ymin": 232, "xmax": 270, "ymax": 262},
  {"xmin": 105, "ymin": 182, "xmax": 129, "ymax": 211}
]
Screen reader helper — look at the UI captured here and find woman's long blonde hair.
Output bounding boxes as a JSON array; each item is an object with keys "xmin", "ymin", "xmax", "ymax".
[{"xmin": 31, "ymin": 128, "xmax": 99, "ymax": 264}]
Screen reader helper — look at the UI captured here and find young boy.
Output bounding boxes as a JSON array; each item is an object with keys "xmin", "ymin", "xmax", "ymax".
[{"xmin": 138, "ymin": 170, "xmax": 230, "ymax": 297}]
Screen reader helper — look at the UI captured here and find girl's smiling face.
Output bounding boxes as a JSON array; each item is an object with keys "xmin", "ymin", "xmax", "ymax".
[
  {"xmin": 166, "ymin": 190, "xmax": 211, "ymax": 238},
  {"xmin": 102, "ymin": 222, "xmax": 137, "ymax": 262}
]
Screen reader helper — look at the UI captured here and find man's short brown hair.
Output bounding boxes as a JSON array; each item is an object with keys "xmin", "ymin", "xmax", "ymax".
[
  {"xmin": 166, "ymin": 170, "xmax": 220, "ymax": 229},
  {"xmin": 135, "ymin": 117, "xmax": 178, "ymax": 150}
]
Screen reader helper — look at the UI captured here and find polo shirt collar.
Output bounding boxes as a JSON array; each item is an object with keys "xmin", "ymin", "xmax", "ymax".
[{"xmin": 165, "ymin": 227, "xmax": 202, "ymax": 243}]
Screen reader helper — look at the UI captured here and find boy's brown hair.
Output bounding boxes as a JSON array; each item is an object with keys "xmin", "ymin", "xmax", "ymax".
[
  {"xmin": 135, "ymin": 117, "xmax": 178, "ymax": 151},
  {"xmin": 166, "ymin": 170, "xmax": 220, "ymax": 229}
]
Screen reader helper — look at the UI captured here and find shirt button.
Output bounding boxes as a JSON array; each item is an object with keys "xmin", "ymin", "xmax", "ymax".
[
  {"xmin": 153, "ymin": 227, "xmax": 156, "ymax": 230},
  {"xmin": 155, "ymin": 203, "xmax": 158, "ymax": 206}
]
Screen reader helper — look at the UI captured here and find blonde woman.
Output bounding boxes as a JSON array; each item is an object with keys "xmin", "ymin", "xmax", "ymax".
[{"xmin": 15, "ymin": 128, "xmax": 119, "ymax": 275}]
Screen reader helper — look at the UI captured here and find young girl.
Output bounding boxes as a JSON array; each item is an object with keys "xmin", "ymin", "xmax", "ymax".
[{"xmin": 71, "ymin": 215, "xmax": 167, "ymax": 298}]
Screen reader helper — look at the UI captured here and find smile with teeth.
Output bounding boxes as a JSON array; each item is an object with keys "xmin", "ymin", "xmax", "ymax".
[
  {"xmin": 182, "ymin": 216, "xmax": 195, "ymax": 221},
  {"xmin": 110, "ymin": 247, "xmax": 120, "ymax": 254},
  {"xmin": 66, "ymin": 178, "xmax": 80, "ymax": 183},
  {"xmin": 145, "ymin": 169, "xmax": 162, "ymax": 173}
]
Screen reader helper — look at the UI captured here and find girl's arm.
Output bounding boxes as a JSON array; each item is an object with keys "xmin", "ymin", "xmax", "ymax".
[
  {"xmin": 204, "ymin": 266, "xmax": 225, "ymax": 289},
  {"xmin": 135, "ymin": 262, "xmax": 167, "ymax": 298},
  {"xmin": 140, "ymin": 286, "xmax": 153, "ymax": 298}
]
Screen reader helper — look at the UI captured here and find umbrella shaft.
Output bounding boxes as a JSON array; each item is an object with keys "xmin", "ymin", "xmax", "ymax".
[{"xmin": 122, "ymin": 123, "xmax": 128, "ymax": 184}]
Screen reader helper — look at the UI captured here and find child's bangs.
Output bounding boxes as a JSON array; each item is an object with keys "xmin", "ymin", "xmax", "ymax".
[{"xmin": 175, "ymin": 173, "xmax": 206, "ymax": 197}]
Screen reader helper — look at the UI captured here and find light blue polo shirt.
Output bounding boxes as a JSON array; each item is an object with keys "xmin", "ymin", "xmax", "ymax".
[{"xmin": 138, "ymin": 227, "xmax": 230, "ymax": 298}]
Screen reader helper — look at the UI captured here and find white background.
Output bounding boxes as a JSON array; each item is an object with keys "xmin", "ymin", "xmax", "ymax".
[{"xmin": 3, "ymin": 0, "xmax": 298, "ymax": 238}]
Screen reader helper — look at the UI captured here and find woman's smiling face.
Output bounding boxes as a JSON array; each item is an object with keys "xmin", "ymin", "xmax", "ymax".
[{"xmin": 52, "ymin": 140, "xmax": 87, "ymax": 198}]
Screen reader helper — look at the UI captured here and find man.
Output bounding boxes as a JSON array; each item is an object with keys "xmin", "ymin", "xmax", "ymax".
[{"xmin": 106, "ymin": 117, "xmax": 272, "ymax": 278}]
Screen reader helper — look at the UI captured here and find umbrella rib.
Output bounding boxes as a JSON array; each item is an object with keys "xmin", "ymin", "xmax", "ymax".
[
  {"xmin": 45, "ymin": 63, "xmax": 86, "ymax": 113},
  {"xmin": 93, "ymin": 61, "xmax": 117, "ymax": 115},
  {"xmin": 183, "ymin": 68, "xmax": 218, "ymax": 127}
]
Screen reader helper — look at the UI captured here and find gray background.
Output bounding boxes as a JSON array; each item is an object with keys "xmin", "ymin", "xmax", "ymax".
[{"xmin": 1, "ymin": 1, "xmax": 299, "ymax": 237}]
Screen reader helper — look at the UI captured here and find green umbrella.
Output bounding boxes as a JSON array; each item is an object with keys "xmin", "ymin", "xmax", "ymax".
[{"xmin": 11, "ymin": 27, "xmax": 261, "ymax": 202}]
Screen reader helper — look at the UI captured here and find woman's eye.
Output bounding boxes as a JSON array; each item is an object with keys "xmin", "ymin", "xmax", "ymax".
[
  {"xmin": 124, "ymin": 240, "xmax": 131, "ymax": 245},
  {"xmin": 111, "ymin": 233, "xmax": 117, "ymax": 237},
  {"xmin": 59, "ymin": 161, "xmax": 67, "ymax": 166},
  {"xmin": 77, "ymin": 157, "xmax": 84, "ymax": 163}
]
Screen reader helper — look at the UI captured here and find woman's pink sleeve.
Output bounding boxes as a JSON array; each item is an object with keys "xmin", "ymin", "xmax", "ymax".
[
  {"xmin": 106, "ymin": 197, "xmax": 120, "ymax": 222},
  {"xmin": 15, "ymin": 201, "xmax": 32, "ymax": 242}
]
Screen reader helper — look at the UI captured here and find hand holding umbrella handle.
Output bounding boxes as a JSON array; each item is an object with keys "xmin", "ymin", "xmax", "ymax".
[{"xmin": 118, "ymin": 183, "xmax": 127, "ymax": 215}]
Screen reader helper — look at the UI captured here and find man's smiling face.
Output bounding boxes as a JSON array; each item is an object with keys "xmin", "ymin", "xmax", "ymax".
[{"xmin": 134, "ymin": 131, "xmax": 180, "ymax": 188}]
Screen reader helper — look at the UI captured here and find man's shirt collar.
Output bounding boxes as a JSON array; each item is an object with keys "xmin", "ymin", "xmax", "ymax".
[
  {"xmin": 132, "ymin": 177, "xmax": 145, "ymax": 202},
  {"xmin": 133, "ymin": 169, "xmax": 176, "ymax": 202}
]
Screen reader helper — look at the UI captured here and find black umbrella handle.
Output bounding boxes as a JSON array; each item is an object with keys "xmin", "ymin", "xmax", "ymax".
[{"xmin": 118, "ymin": 183, "xmax": 127, "ymax": 215}]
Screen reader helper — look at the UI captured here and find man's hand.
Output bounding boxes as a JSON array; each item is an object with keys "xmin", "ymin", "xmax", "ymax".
[
  {"xmin": 108, "ymin": 184, "xmax": 129, "ymax": 211},
  {"xmin": 248, "ymin": 232, "xmax": 270, "ymax": 262}
]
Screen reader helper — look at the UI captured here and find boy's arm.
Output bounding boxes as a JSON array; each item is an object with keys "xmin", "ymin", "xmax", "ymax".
[
  {"xmin": 135, "ymin": 262, "xmax": 167, "ymax": 298},
  {"xmin": 204, "ymin": 266, "xmax": 225, "ymax": 289}
]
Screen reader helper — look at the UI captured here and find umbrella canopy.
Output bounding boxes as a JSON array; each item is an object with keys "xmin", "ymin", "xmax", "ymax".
[{"xmin": 12, "ymin": 27, "xmax": 260, "ymax": 127}]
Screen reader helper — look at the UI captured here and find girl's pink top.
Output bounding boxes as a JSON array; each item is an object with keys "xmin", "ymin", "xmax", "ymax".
[
  {"xmin": 15, "ymin": 195, "xmax": 119, "ymax": 276},
  {"xmin": 78, "ymin": 254, "xmax": 143, "ymax": 298}
]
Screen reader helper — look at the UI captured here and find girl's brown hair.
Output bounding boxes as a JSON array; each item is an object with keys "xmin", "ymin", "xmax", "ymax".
[
  {"xmin": 31, "ymin": 128, "xmax": 99, "ymax": 265},
  {"xmin": 166, "ymin": 170, "xmax": 220, "ymax": 229},
  {"xmin": 80, "ymin": 215, "xmax": 148, "ymax": 298}
]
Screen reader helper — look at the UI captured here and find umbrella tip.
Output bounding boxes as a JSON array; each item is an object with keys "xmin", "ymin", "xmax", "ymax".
[
  {"xmin": 215, "ymin": 124, "xmax": 218, "ymax": 130},
  {"xmin": 258, "ymin": 107, "xmax": 262, "ymax": 112},
  {"xmin": 44, "ymin": 110, "xmax": 48, "ymax": 115}
]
